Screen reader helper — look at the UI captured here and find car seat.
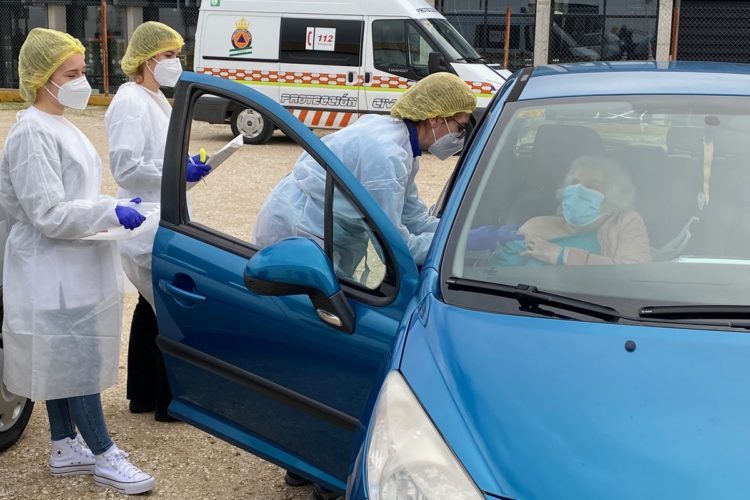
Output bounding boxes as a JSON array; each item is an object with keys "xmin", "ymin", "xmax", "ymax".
[{"xmin": 504, "ymin": 124, "xmax": 603, "ymax": 224}]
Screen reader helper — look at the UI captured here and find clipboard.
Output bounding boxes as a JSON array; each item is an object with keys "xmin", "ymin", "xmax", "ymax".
[
  {"xmin": 187, "ymin": 134, "xmax": 244, "ymax": 190},
  {"xmin": 83, "ymin": 202, "xmax": 161, "ymax": 241}
]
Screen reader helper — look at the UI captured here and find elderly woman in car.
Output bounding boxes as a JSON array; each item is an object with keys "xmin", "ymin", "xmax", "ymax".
[{"xmin": 477, "ymin": 154, "xmax": 652, "ymax": 266}]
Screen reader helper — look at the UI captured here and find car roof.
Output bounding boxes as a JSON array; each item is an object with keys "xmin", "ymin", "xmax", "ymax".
[{"xmin": 519, "ymin": 61, "xmax": 750, "ymax": 100}]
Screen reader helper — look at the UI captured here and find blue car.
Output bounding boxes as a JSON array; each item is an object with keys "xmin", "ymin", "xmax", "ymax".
[{"xmin": 154, "ymin": 62, "xmax": 750, "ymax": 499}]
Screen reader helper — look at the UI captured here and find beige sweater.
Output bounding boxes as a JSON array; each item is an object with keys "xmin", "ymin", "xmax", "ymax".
[{"xmin": 564, "ymin": 211, "xmax": 652, "ymax": 265}]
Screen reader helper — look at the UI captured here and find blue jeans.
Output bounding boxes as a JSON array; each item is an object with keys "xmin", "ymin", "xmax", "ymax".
[{"xmin": 46, "ymin": 393, "xmax": 113, "ymax": 455}]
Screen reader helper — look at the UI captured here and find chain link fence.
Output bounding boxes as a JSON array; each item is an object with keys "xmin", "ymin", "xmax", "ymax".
[
  {"xmin": 548, "ymin": 1, "xmax": 658, "ymax": 65},
  {"xmin": 444, "ymin": 11, "xmax": 536, "ymax": 71},
  {"xmin": 676, "ymin": 0, "xmax": 750, "ymax": 64},
  {"xmin": 0, "ymin": 1, "xmax": 200, "ymax": 96}
]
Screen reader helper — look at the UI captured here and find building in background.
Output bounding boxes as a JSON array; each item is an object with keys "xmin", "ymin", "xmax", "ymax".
[
  {"xmin": 1, "ymin": 0, "xmax": 750, "ymax": 93},
  {"xmin": 0, "ymin": 0, "xmax": 199, "ymax": 94}
]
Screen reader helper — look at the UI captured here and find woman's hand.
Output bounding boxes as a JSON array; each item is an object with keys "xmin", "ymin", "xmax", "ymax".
[{"xmin": 521, "ymin": 236, "xmax": 562, "ymax": 264}]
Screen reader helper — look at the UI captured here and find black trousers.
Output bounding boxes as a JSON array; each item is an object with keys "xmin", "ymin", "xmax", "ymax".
[{"xmin": 126, "ymin": 293, "xmax": 172, "ymax": 413}]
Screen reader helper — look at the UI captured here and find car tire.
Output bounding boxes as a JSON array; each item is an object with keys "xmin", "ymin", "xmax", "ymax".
[
  {"xmin": 0, "ymin": 296, "xmax": 34, "ymax": 453},
  {"xmin": 230, "ymin": 107, "xmax": 275, "ymax": 145}
]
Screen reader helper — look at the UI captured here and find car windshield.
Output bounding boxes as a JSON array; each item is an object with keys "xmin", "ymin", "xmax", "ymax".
[
  {"xmin": 420, "ymin": 18, "xmax": 482, "ymax": 61},
  {"xmin": 446, "ymin": 95, "xmax": 750, "ymax": 313}
]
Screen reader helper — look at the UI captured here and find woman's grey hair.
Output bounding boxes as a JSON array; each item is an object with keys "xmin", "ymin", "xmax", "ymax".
[{"xmin": 560, "ymin": 154, "xmax": 636, "ymax": 212}]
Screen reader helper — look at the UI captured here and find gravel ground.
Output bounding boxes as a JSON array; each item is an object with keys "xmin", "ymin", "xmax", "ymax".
[{"xmin": 0, "ymin": 103, "xmax": 455, "ymax": 499}]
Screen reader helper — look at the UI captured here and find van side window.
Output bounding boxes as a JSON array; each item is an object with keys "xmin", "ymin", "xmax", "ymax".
[
  {"xmin": 372, "ymin": 19, "xmax": 439, "ymax": 80},
  {"xmin": 280, "ymin": 18, "xmax": 363, "ymax": 66}
]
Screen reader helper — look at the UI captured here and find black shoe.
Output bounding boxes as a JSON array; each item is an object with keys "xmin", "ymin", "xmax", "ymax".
[
  {"xmin": 128, "ymin": 400, "xmax": 155, "ymax": 414},
  {"xmin": 284, "ymin": 470, "xmax": 312, "ymax": 487},
  {"xmin": 154, "ymin": 409, "xmax": 179, "ymax": 422},
  {"xmin": 309, "ymin": 484, "xmax": 342, "ymax": 500}
]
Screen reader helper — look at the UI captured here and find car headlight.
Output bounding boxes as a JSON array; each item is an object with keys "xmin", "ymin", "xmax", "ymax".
[{"xmin": 366, "ymin": 371, "xmax": 484, "ymax": 500}]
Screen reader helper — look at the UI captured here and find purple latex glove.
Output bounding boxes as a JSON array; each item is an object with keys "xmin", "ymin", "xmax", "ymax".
[
  {"xmin": 466, "ymin": 224, "xmax": 522, "ymax": 251},
  {"xmin": 186, "ymin": 153, "xmax": 211, "ymax": 182},
  {"xmin": 115, "ymin": 205, "xmax": 146, "ymax": 230},
  {"xmin": 129, "ymin": 197, "xmax": 142, "ymax": 204}
]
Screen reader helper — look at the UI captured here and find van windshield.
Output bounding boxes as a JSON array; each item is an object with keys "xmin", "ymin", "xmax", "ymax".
[
  {"xmin": 420, "ymin": 18, "xmax": 483, "ymax": 62},
  {"xmin": 445, "ymin": 95, "xmax": 750, "ymax": 315}
]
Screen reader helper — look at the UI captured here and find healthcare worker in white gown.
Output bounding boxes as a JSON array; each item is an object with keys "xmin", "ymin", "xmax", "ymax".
[
  {"xmin": 254, "ymin": 72, "xmax": 477, "ymax": 267},
  {"xmin": 105, "ymin": 21, "xmax": 208, "ymax": 422},
  {"xmin": 0, "ymin": 28, "xmax": 155, "ymax": 495}
]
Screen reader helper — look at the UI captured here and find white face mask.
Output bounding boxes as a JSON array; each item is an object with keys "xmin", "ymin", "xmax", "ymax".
[
  {"xmin": 149, "ymin": 58, "xmax": 182, "ymax": 87},
  {"xmin": 428, "ymin": 118, "xmax": 465, "ymax": 161},
  {"xmin": 46, "ymin": 76, "xmax": 92, "ymax": 110}
]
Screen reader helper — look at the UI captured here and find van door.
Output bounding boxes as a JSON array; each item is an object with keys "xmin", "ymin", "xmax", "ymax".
[
  {"xmin": 278, "ymin": 16, "xmax": 365, "ymax": 129},
  {"xmin": 363, "ymin": 17, "xmax": 441, "ymax": 114},
  {"xmin": 194, "ymin": 11, "xmax": 281, "ymax": 101}
]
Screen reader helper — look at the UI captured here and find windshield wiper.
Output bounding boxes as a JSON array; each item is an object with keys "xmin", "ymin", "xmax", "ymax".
[
  {"xmin": 640, "ymin": 305, "xmax": 750, "ymax": 320},
  {"xmin": 454, "ymin": 56, "xmax": 487, "ymax": 64},
  {"xmin": 446, "ymin": 277, "xmax": 621, "ymax": 322},
  {"xmin": 639, "ymin": 305, "xmax": 750, "ymax": 330}
]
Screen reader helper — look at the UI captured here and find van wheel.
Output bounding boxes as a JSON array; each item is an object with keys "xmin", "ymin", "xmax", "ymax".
[
  {"xmin": 231, "ymin": 107, "xmax": 274, "ymax": 145},
  {"xmin": 0, "ymin": 336, "xmax": 34, "ymax": 452}
]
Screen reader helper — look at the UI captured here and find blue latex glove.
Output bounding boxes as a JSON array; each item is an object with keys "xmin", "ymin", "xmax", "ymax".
[
  {"xmin": 186, "ymin": 153, "xmax": 211, "ymax": 182},
  {"xmin": 466, "ymin": 224, "xmax": 522, "ymax": 251},
  {"xmin": 115, "ymin": 205, "xmax": 146, "ymax": 230},
  {"xmin": 129, "ymin": 197, "xmax": 142, "ymax": 204}
]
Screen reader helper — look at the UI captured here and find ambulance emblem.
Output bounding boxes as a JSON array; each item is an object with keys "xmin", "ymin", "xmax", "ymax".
[{"xmin": 230, "ymin": 17, "xmax": 252, "ymax": 56}]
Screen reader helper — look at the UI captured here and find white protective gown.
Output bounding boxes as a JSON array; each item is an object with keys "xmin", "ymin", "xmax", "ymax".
[
  {"xmin": 254, "ymin": 114, "xmax": 438, "ymax": 264},
  {"xmin": 105, "ymin": 83, "xmax": 171, "ymax": 307},
  {"xmin": 0, "ymin": 106, "xmax": 124, "ymax": 401}
]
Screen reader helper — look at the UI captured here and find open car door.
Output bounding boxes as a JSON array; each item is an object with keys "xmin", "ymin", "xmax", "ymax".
[{"xmin": 152, "ymin": 72, "xmax": 419, "ymax": 493}]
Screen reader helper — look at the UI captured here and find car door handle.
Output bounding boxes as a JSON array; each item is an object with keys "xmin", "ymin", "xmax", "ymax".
[
  {"xmin": 159, "ymin": 279, "xmax": 206, "ymax": 305},
  {"xmin": 364, "ymin": 72, "xmax": 371, "ymax": 84}
]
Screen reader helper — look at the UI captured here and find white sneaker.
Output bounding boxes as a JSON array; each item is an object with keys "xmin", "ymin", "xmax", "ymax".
[
  {"xmin": 48, "ymin": 433, "xmax": 96, "ymax": 476},
  {"xmin": 94, "ymin": 444, "xmax": 155, "ymax": 495}
]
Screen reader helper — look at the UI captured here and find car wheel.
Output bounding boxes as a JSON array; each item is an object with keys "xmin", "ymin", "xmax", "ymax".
[
  {"xmin": 0, "ymin": 301, "xmax": 34, "ymax": 453},
  {"xmin": 230, "ymin": 107, "xmax": 275, "ymax": 145},
  {"xmin": 0, "ymin": 347, "xmax": 34, "ymax": 453}
]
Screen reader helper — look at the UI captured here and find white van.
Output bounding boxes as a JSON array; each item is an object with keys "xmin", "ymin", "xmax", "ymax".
[{"xmin": 192, "ymin": 0, "xmax": 511, "ymax": 143}]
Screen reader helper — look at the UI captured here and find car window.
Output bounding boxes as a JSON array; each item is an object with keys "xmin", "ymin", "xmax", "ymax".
[
  {"xmin": 372, "ymin": 19, "xmax": 438, "ymax": 79},
  {"xmin": 183, "ymin": 90, "xmax": 392, "ymax": 296},
  {"xmin": 445, "ymin": 95, "xmax": 750, "ymax": 314},
  {"xmin": 331, "ymin": 184, "xmax": 387, "ymax": 289},
  {"xmin": 280, "ymin": 17, "xmax": 363, "ymax": 67}
]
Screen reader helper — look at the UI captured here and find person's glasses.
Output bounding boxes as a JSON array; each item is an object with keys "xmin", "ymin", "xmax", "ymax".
[{"xmin": 452, "ymin": 119, "xmax": 470, "ymax": 138}]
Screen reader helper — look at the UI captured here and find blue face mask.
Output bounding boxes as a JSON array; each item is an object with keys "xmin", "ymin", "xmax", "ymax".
[{"xmin": 561, "ymin": 183, "xmax": 605, "ymax": 227}]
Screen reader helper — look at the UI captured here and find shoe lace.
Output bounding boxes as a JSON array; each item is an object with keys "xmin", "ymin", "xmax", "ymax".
[
  {"xmin": 108, "ymin": 450, "xmax": 142, "ymax": 479},
  {"xmin": 72, "ymin": 436, "xmax": 93, "ymax": 458}
]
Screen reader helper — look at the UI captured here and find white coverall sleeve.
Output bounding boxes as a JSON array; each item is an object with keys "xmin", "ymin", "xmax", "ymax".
[
  {"xmin": 401, "ymin": 180, "xmax": 439, "ymax": 235},
  {"xmin": 8, "ymin": 126, "xmax": 119, "ymax": 239},
  {"xmin": 358, "ymin": 146, "xmax": 434, "ymax": 264},
  {"xmin": 106, "ymin": 101, "xmax": 163, "ymax": 193}
]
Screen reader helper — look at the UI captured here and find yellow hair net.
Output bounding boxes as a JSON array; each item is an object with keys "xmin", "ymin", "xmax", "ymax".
[
  {"xmin": 18, "ymin": 28, "xmax": 85, "ymax": 103},
  {"xmin": 121, "ymin": 21, "xmax": 184, "ymax": 77},
  {"xmin": 391, "ymin": 72, "xmax": 477, "ymax": 122}
]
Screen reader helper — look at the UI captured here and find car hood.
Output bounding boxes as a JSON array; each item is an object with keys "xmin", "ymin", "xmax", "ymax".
[{"xmin": 400, "ymin": 293, "xmax": 750, "ymax": 500}]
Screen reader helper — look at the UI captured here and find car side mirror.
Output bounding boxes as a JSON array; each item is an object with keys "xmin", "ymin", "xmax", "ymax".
[
  {"xmin": 428, "ymin": 51, "xmax": 449, "ymax": 75},
  {"xmin": 243, "ymin": 237, "xmax": 355, "ymax": 334}
]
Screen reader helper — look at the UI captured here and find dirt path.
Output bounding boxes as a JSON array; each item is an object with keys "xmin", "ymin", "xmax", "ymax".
[{"xmin": 0, "ymin": 104, "xmax": 454, "ymax": 499}]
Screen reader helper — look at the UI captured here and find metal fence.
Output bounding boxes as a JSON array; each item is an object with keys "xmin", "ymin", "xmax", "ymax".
[
  {"xmin": 547, "ymin": 0, "xmax": 659, "ymax": 65},
  {"xmin": 675, "ymin": 0, "xmax": 750, "ymax": 64},
  {"xmin": 445, "ymin": 11, "xmax": 536, "ymax": 71},
  {"xmin": 0, "ymin": 1, "xmax": 200, "ymax": 96}
]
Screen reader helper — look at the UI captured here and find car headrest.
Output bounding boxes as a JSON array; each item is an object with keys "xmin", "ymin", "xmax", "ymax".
[{"xmin": 531, "ymin": 124, "xmax": 603, "ymax": 166}]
